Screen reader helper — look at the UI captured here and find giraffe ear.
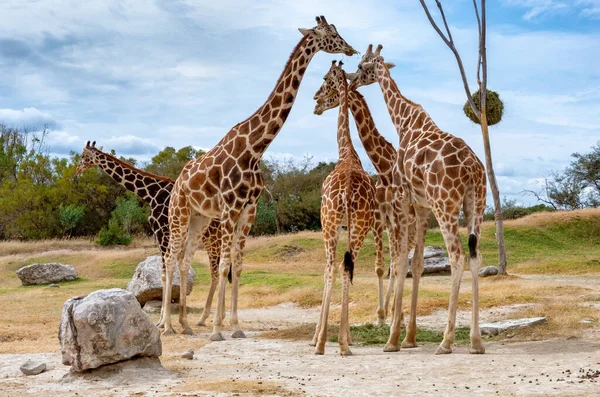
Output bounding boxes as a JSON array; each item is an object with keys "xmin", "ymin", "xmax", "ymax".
[
  {"xmin": 346, "ymin": 72, "xmax": 359, "ymax": 82},
  {"xmin": 298, "ymin": 28, "xmax": 316, "ymax": 37},
  {"xmin": 99, "ymin": 146, "xmax": 103, "ymax": 151},
  {"xmin": 385, "ymin": 62, "xmax": 396, "ymax": 70}
]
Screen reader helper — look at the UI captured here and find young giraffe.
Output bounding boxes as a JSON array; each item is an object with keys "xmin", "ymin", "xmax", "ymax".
[
  {"xmin": 76, "ymin": 141, "xmax": 222, "ymax": 327},
  {"xmin": 161, "ymin": 16, "xmax": 357, "ymax": 338},
  {"xmin": 313, "ymin": 62, "xmax": 418, "ymax": 327},
  {"xmin": 350, "ymin": 44, "xmax": 487, "ymax": 354},
  {"xmin": 311, "ymin": 60, "xmax": 380, "ymax": 356}
]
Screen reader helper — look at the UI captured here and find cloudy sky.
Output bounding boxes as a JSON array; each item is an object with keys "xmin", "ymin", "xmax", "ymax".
[{"xmin": 1, "ymin": 0, "xmax": 599, "ymax": 205}]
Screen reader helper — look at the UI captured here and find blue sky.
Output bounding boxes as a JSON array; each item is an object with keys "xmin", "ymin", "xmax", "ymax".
[{"xmin": 1, "ymin": 0, "xmax": 599, "ymax": 205}]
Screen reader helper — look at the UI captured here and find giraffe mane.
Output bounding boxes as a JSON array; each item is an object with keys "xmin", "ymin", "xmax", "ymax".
[{"xmin": 88, "ymin": 146, "xmax": 175, "ymax": 183}]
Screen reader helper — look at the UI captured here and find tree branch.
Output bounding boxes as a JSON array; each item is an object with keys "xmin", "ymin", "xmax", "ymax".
[
  {"xmin": 473, "ymin": 0, "xmax": 482, "ymax": 87},
  {"xmin": 418, "ymin": 0, "xmax": 481, "ymax": 119},
  {"xmin": 480, "ymin": 0, "xmax": 487, "ymax": 109},
  {"xmin": 522, "ymin": 187, "xmax": 558, "ymax": 211},
  {"xmin": 436, "ymin": 0, "xmax": 455, "ymax": 45}
]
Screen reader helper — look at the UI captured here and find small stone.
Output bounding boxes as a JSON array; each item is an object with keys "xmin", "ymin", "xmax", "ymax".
[
  {"xmin": 20, "ymin": 360, "xmax": 46, "ymax": 375},
  {"xmin": 506, "ymin": 333, "xmax": 515, "ymax": 339},
  {"xmin": 478, "ymin": 266, "xmax": 499, "ymax": 277},
  {"xmin": 480, "ymin": 317, "xmax": 547, "ymax": 336},
  {"xmin": 181, "ymin": 350, "xmax": 194, "ymax": 360},
  {"xmin": 47, "ymin": 284, "xmax": 60, "ymax": 288},
  {"xmin": 580, "ymin": 318, "xmax": 594, "ymax": 324}
]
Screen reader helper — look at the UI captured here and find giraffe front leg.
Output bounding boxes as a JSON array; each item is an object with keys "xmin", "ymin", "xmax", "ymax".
[
  {"xmin": 197, "ymin": 221, "xmax": 220, "ymax": 326},
  {"xmin": 373, "ymin": 209, "xmax": 386, "ymax": 326},
  {"xmin": 178, "ymin": 217, "xmax": 203, "ymax": 335},
  {"xmin": 402, "ymin": 206, "xmax": 428, "ymax": 349},
  {"xmin": 230, "ymin": 204, "xmax": 256, "ymax": 339},
  {"xmin": 384, "ymin": 223, "xmax": 399, "ymax": 320},
  {"xmin": 210, "ymin": 216, "xmax": 237, "ymax": 342}
]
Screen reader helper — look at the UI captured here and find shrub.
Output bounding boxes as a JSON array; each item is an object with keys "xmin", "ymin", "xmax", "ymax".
[{"xmin": 97, "ymin": 219, "xmax": 132, "ymax": 246}]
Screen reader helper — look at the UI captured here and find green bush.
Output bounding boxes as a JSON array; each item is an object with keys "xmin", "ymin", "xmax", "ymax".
[
  {"xmin": 252, "ymin": 196, "xmax": 278, "ymax": 236},
  {"xmin": 58, "ymin": 203, "xmax": 85, "ymax": 237},
  {"xmin": 97, "ymin": 219, "xmax": 132, "ymax": 246}
]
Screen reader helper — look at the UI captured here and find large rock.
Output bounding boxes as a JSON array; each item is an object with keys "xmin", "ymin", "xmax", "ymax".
[
  {"xmin": 126, "ymin": 255, "xmax": 195, "ymax": 305},
  {"xmin": 480, "ymin": 317, "xmax": 547, "ymax": 336},
  {"xmin": 407, "ymin": 246, "xmax": 450, "ymax": 277},
  {"xmin": 16, "ymin": 263, "xmax": 77, "ymax": 286},
  {"xmin": 479, "ymin": 265, "xmax": 500, "ymax": 277},
  {"xmin": 59, "ymin": 288, "xmax": 162, "ymax": 372}
]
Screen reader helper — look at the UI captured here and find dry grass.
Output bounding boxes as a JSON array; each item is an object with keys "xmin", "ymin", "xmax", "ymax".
[{"xmin": 174, "ymin": 379, "xmax": 291, "ymax": 396}]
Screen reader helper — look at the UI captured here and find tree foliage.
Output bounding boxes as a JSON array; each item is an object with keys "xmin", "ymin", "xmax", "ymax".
[{"xmin": 145, "ymin": 146, "xmax": 205, "ymax": 180}]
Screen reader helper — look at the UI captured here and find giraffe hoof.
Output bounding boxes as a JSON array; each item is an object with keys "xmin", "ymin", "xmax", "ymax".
[
  {"xmin": 469, "ymin": 344, "xmax": 485, "ymax": 354},
  {"xmin": 156, "ymin": 323, "xmax": 164, "ymax": 329},
  {"xmin": 231, "ymin": 330, "xmax": 246, "ymax": 339},
  {"xmin": 435, "ymin": 345, "xmax": 453, "ymax": 355},
  {"xmin": 209, "ymin": 332, "xmax": 225, "ymax": 341},
  {"xmin": 182, "ymin": 328, "xmax": 194, "ymax": 335},
  {"xmin": 376, "ymin": 318, "xmax": 386, "ymax": 326},
  {"xmin": 196, "ymin": 320, "xmax": 206, "ymax": 327},
  {"xmin": 383, "ymin": 343, "xmax": 400, "ymax": 352},
  {"xmin": 314, "ymin": 349, "xmax": 325, "ymax": 355},
  {"xmin": 401, "ymin": 339, "xmax": 418, "ymax": 349},
  {"xmin": 162, "ymin": 328, "xmax": 176, "ymax": 336},
  {"xmin": 340, "ymin": 349, "xmax": 353, "ymax": 357}
]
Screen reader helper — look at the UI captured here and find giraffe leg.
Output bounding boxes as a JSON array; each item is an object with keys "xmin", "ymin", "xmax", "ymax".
[
  {"xmin": 230, "ymin": 204, "xmax": 256, "ymax": 339},
  {"xmin": 384, "ymin": 196, "xmax": 411, "ymax": 353},
  {"xmin": 210, "ymin": 211, "xmax": 239, "ymax": 342},
  {"xmin": 384, "ymin": 219, "xmax": 399, "ymax": 320},
  {"xmin": 401, "ymin": 205, "xmax": 429, "ymax": 348},
  {"xmin": 310, "ymin": 281, "xmax": 328, "ymax": 346},
  {"xmin": 373, "ymin": 208, "xmax": 386, "ymax": 326},
  {"xmin": 433, "ymin": 206, "xmax": 465, "ymax": 355},
  {"xmin": 178, "ymin": 216, "xmax": 205, "ymax": 335},
  {"xmin": 314, "ymin": 210, "xmax": 342, "ymax": 355},
  {"xmin": 197, "ymin": 220, "xmax": 220, "ymax": 326},
  {"xmin": 465, "ymin": 188, "xmax": 485, "ymax": 354}
]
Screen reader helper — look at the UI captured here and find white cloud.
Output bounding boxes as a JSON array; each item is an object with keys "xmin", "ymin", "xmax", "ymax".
[{"xmin": 0, "ymin": 107, "xmax": 59, "ymax": 129}]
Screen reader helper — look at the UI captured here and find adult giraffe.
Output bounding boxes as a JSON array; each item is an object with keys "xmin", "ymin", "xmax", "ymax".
[
  {"xmin": 76, "ymin": 142, "xmax": 222, "ymax": 327},
  {"xmin": 351, "ymin": 44, "xmax": 487, "ymax": 355},
  {"xmin": 313, "ymin": 64, "xmax": 417, "ymax": 327},
  {"xmin": 311, "ymin": 60, "xmax": 381, "ymax": 356},
  {"xmin": 161, "ymin": 16, "xmax": 357, "ymax": 339}
]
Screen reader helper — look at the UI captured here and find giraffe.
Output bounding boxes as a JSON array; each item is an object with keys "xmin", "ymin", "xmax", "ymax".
[
  {"xmin": 310, "ymin": 60, "xmax": 379, "ymax": 356},
  {"xmin": 76, "ymin": 141, "xmax": 223, "ymax": 327},
  {"xmin": 161, "ymin": 16, "xmax": 357, "ymax": 338},
  {"xmin": 350, "ymin": 44, "xmax": 487, "ymax": 355},
  {"xmin": 313, "ymin": 63, "xmax": 418, "ymax": 327}
]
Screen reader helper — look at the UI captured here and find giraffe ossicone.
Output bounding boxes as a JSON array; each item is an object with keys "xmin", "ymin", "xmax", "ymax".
[{"xmin": 161, "ymin": 17, "xmax": 357, "ymax": 340}]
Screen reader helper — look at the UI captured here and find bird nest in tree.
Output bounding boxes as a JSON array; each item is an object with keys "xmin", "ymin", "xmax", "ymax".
[{"xmin": 463, "ymin": 89, "xmax": 504, "ymax": 126}]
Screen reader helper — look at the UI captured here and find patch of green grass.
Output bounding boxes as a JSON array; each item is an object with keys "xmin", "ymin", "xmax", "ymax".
[
  {"xmin": 240, "ymin": 270, "xmax": 312, "ymax": 291},
  {"xmin": 328, "ymin": 323, "xmax": 471, "ymax": 345},
  {"xmin": 106, "ymin": 260, "xmax": 139, "ymax": 279}
]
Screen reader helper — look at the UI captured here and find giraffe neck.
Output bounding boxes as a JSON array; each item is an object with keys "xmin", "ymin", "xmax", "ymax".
[
  {"xmin": 375, "ymin": 60, "xmax": 435, "ymax": 146},
  {"xmin": 336, "ymin": 72, "xmax": 360, "ymax": 161},
  {"xmin": 348, "ymin": 90, "xmax": 395, "ymax": 177},
  {"xmin": 218, "ymin": 36, "xmax": 318, "ymax": 161},
  {"xmin": 91, "ymin": 151, "xmax": 172, "ymax": 202}
]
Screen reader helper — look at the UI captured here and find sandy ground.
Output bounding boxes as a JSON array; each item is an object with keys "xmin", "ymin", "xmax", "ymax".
[{"xmin": 1, "ymin": 301, "xmax": 599, "ymax": 397}]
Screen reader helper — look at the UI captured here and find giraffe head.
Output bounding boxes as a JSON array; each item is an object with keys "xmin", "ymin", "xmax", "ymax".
[
  {"xmin": 313, "ymin": 60, "xmax": 347, "ymax": 115},
  {"xmin": 299, "ymin": 16, "xmax": 356, "ymax": 56},
  {"xmin": 348, "ymin": 44, "xmax": 395, "ymax": 89},
  {"xmin": 76, "ymin": 141, "xmax": 101, "ymax": 174}
]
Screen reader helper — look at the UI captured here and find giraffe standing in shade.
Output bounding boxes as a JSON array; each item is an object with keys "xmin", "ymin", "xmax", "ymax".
[
  {"xmin": 310, "ymin": 60, "xmax": 380, "ymax": 356},
  {"xmin": 313, "ymin": 62, "xmax": 418, "ymax": 327},
  {"xmin": 76, "ymin": 141, "xmax": 222, "ymax": 327},
  {"xmin": 350, "ymin": 44, "xmax": 487, "ymax": 355},
  {"xmin": 161, "ymin": 17, "xmax": 357, "ymax": 338}
]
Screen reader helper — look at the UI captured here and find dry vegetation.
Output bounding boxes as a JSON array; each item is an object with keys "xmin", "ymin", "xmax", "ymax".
[{"xmin": 0, "ymin": 209, "xmax": 599, "ymax": 355}]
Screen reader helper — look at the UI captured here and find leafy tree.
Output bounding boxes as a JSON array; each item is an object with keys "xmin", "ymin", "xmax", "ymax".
[
  {"xmin": 59, "ymin": 203, "xmax": 86, "ymax": 237},
  {"xmin": 525, "ymin": 142, "xmax": 600, "ymax": 210},
  {"xmin": 145, "ymin": 146, "xmax": 205, "ymax": 180},
  {"xmin": 110, "ymin": 194, "xmax": 148, "ymax": 235}
]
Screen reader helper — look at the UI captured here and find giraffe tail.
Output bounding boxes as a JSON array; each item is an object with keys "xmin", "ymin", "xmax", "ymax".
[
  {"xmin": 345, "ymin": 174, "xmax": 355, "ymax": 284},
  {"xmin": 227, "ymin": 262, "xmax": 232, "ymax": 284},
  {"xmin": 468, "ymin": 234, "xmax": 477, "ymax": 259}
]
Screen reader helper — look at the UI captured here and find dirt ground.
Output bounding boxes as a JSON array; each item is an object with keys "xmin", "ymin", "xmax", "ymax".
[{"xmin": 1, "ymin": 300, "xmax": 599, "ymax": 397}]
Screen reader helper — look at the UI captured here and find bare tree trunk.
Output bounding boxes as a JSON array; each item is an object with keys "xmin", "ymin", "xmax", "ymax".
[{"xmin": 479, "ymin": 107, "xmax": 507, "ymax": 274}]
